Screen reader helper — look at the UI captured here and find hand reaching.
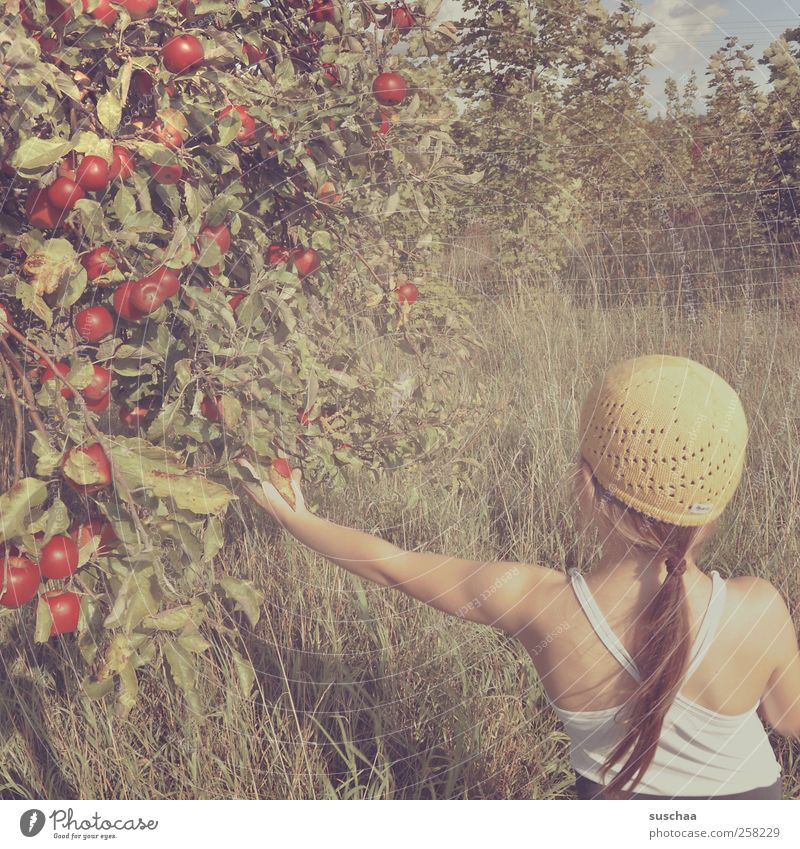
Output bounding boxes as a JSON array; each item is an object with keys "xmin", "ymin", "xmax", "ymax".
[{"xmin": 236, "ymin": 459, "xmax": 307, "ymax": 524}]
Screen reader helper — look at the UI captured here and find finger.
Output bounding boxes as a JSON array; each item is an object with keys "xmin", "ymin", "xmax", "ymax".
[{"xmin": 292, "ymin": 468, "xmax": 302, "ymax": 482}]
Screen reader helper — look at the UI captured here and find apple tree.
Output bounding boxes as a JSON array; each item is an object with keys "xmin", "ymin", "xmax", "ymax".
[{"xmin": 0, "ymin": 0, "xmax": 479, "ymax": 717}]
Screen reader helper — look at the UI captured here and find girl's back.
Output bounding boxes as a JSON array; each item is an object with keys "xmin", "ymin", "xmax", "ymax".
[
  {"xmin": 530, "ymin": 569, "xmax": 777, "ymax": 717},
  {"xmin": 524, "ymin": 564, "xmax": 789, "ymax": 797}
]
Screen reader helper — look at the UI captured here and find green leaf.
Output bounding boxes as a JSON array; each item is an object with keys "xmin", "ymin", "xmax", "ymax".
[
  {"xmin": 217, "ymin": 576, "xmax": 264, "ymax": 628},
  {"xmin": 311, "ymin": 230, "xmax": 333, "ymax": 251},
  {"xmin": 34, "ymin": 597, "xmax": 53, "ymax": 644},
  {"xmin": 218, "ymin": 112, "xmax": 242, "ymax": 146},
  {"xmin": 82, "ymin": 676, "xmax": 115, "ymax": 701},
  {"xmin": 184, "ymin": 183, "xmax": 202, "ymax": 221},
  {"xmin": 203, "ymin": 516, "xmax": 224, "ymax": 562},
  {"xmin": 113, "ymin": 186, "xmax": 137, "ymax": 224},
  {"xmin": 117, "ymin": 662, "xmax": 139, "ymax": 719},
  {"xmin": 162, "ymin": 640, "xmax": 204, "ymax": 717},
  {"xmin": 383, "ymin": 189, "xmax": 401, "ymax": 216},
  {"xmin": 32, "ymin": 431, "xmax": 60, "ymax": 478},
  {"xmin": 0, "ymin": 478, "xmax": 48, "ymax": 544},
  {"xmin": 14, "ymin": 280, "xmax": 52, "ymax": 327},
  {"xmin": 10, "ymin": 137, "xmax": 72, "ymax": 175},
  {"xmin": 218, "ymin": 394, "xmax": 242, "ymax": 426},
  {"xmin": 141, "ymin": 598, "xmax": 206, "ymax": 632},
  {"xmin": 72, "ymin": 133, "xmax": 113, "ymax": 161},
  {"xmin": 97, "ymin": 90, "xmax": 122, "ymax": 133},
  {"xmin": 178, "ymin": 630, "xmax": 212, "ymax": 654},
  {"xmin": 22, "ymin": 238, "xmax": 80, "ymax": 297},
  {"xmin": 103, "ymin": 566, "xmax": 159, "ymax": 632},
  {"xmin": 62, "ymin": 446, "xmax": 107, "ymax": 488},
  {"xmin": 230, "ymin": 648, "xmax": 257, "ymax": 695}
]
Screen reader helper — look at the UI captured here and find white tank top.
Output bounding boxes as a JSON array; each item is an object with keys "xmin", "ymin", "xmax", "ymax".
[{"xmin": 547, "ymin": 568, "xmax": 781, "ymax": 797}]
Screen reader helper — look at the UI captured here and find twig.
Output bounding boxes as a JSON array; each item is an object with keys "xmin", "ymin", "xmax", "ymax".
[
  {"xmin": 0, "ymin": 349, "xmax": 23, "ymax": 486},
  {"xmin": 0, "ymin": 320, "xmax": 150, "ymax": 547},
  {"xmin": 0, "ymin": 338, "xmax": 50, "ymax": 439},
  {"xmin": 341, "ymin": 239, "xmax": 391, "ymax": 292}
]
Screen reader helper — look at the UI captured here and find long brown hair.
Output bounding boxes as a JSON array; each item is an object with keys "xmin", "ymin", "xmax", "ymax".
[{"xmin": 572, "ymin": 458, "xmax": 717, "ymax": 799}]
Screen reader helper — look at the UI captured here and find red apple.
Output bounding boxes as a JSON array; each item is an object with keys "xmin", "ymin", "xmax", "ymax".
[
  {"xmin": 228, "ymin": 293, "xmax": 245, "ymax": 313},
  {"xmin": 83, "ymin": 0, "xmax": 117, "ymax": 26},
  {"xmin": 56, "ymin": 154, "xmax": 77, "ymax": 181},
  {"xmin": 243, "ymin": 42, "xmax": 267, "ymax": 64},
  {"xmin": 110, "ymin": 145, "xmax": 135, "ymax": 180},
  {"xmin": 114, "ymin": 0, "xmax": 158, "ymax": 19},
  {"xmin": 25, "ymin": 188, "xmax": 63, "ymax": 229},
  {"xmin": 75, "ymin": 155, "xmax": 110, "ymax": 191},
  {"xmin": 175, "ymin": 0, "xmax": 198, "ymax": 15},
  {"xmin": 130, "ymin": 277, "xmax": 168, "ymax": 315},
  {"xmin": 82, "ymin": 364, "xmax": 111, "ymax": 402},
  {"xmin": 373, "ymin": 113, "xmax": 391, "ymax": 136},
  {"xmin": 71, "ymin": 516, "xmax": 116, "ymax": 554},
  {"xmin": 41, "ymin": 589, "xmax": 81, "ymax": 636},
  {"xmin": 272, "ymin": 457, "xmax": 292, "ymax": 478},
  {"xmin": 150, "ymin": 160, "xmax": 183, "ymax": 184},
  {"xmin": 47, "ymin": 176, "xmax": 85, "ymax": 210},
  {"xmin": 322, "ymin": 63, "xmax": 340, "ymax": 85},
  {"xmin": 75, "ymin": 306, "xmax": 114, "ymax": 342},
  {"xmin": 0, "ymin": 551, "xmax": 40, "ymax": 608},
  {"xmin": 309, "ymin": 0, "xmax": 334, "ymax": 23},
  {"xmin": 268, "ymin": 244, "xmax": 290, "ymax": 265},
  {"xmin": 142, "ymin": 266, "xmax": 181, "ymax": 297},
  {"xmin": 86, "ymin": 393, "xmax": 111, "ymax": 413},
  {"xmin": 148, "ymin": 116, "xmax": 185, "ymax": 149},
  {"xmin": 81, "ymin": 246, "xmax": 118, "ymax": 281},
  {"xmin": 392, "ymin": 5, "xmax": 415, "ymax": 31},
  {"xmin": 38, "ymin": 534, "xmax": 80, "ymax": 580},
  {"xmin": 200, "ymin": 395, "xmax": 221, "ymax": 421},
  {"xmin": 63, "ymin": 442, "xmax": 112, "ymax": 493},
  {"xmin": 119, "ymin": 399, "xmax": 156, "ymax": 428},
  {"xmin": 112, "ymin": 281, "xmax": 146, "ymax": 321},
  {"xmin": 218, "ymin": 105, "xmax": 256, "ymax": 144},
  {"xmin": 42, "ymin": 361, "xmax": 73, "ymax": 399},
  {"xmin": 397, "ymin": 281, "xmax": 418, "ymax": 304},
  {"xmin": 162, "ymin": 34, "xmax": 204, "ymax": 74},
  {"xmin": 198, "ymin": 223, "xmax": 231, "ymax": 254},
  {"xmin": 290, "ymin": 247, "xmax": 321, "ymax": 278},
  {"xmin": 372, "ymin": 72, "xmax": 407, "ymax": 107}
]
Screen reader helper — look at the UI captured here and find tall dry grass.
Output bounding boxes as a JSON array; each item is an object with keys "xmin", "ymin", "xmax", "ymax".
[{"xmin": 1, "ymin": 279, "xmax": 798, "ymax": 799}]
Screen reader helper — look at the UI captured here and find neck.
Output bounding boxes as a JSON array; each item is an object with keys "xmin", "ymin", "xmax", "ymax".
[{"xmin": 593, "ymin": 539, "xmax": 698, "ymax": 582}]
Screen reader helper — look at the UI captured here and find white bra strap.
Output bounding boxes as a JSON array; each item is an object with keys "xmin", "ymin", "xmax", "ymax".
[
  {"xmin": 683, "ymin": 570, "xmax": 727, "ymax": 681},
  {"xmin": 568, "ymin": 569, "xmax": 643, "ymax": 684}
]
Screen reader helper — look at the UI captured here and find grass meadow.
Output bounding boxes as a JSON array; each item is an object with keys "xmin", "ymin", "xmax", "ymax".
[{"xmin": 1, "ymin": 273, "xmax": 799, "ymax": 799}]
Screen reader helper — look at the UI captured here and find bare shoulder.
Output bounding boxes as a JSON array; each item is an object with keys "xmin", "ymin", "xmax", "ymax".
[
  {"xmin": 514, "ymin": 562, "xmax": 571, "ymax": 629},
  {"xmin": 725, "ymin": 574, "xmax": 791, "ymax": 620}
]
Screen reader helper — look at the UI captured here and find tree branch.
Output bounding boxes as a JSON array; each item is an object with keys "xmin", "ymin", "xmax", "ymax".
[
  {"xmin": 0, "ymin": 348, "xmax": 24, "ymax": 486},
  {"xmin": 0, "ymin": 338, "xmax": 50, "ymax": 439},
  {"xmin": 0, "ymin": 319, "xmax": 151, "ymax": 547}
]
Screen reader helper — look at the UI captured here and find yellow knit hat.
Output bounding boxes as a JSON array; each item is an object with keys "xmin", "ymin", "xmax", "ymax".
[{"xmin": 579, "ymin": 355, "xmax": 749, "ymax": 527}]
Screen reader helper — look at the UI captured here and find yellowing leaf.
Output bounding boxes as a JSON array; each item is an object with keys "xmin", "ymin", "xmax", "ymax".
[
  {"xmin": 148, "ymin": 472, "xmax": 235, "ymax": 515},
  {"xmin": 0, "ymin": 478, "xmax": 48, "ymax": 544},
  {"xmin": 269, "ymin": 465, "xmax": 296, "ymax": 510},
  {"xmin": 22, "ymin": 238, "xmax": 80, "ymax": 296},
  {"xmin": 97, "ymin": 90, "xmax": 122, "ymax": 133},
  {"xmin": 217, "ymin": 576, "xmax": 264, "ymax": 628}
]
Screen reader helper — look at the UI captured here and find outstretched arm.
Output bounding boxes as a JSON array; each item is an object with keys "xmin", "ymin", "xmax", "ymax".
[{"xmin": 239, "ymin": 471, "xmax": 552, "ymax": 637}]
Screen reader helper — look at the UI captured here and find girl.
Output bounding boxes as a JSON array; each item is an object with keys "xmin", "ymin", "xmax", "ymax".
[{"xmin": 240, "ymin": 355, "xmax": 800, "ymax": 800}]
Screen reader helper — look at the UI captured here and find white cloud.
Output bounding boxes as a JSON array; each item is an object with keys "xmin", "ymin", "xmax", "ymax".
[{"xmin": 644, "ymin": 0, "xmax": 729, "ymax": 71}]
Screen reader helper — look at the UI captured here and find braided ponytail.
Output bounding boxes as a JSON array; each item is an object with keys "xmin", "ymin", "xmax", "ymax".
[
  {"xmin": 600, "ymin": 536, "xmax": 693, "ymax": 798},
  {"xmin": 574, "ymin": 459, "xmax": 715, "ymax": 798}
]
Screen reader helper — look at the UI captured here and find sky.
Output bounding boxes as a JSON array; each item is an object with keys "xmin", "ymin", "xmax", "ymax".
[{"xmin": 438, "ymin": 1, "xmax": 800, "ymax": 114}]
